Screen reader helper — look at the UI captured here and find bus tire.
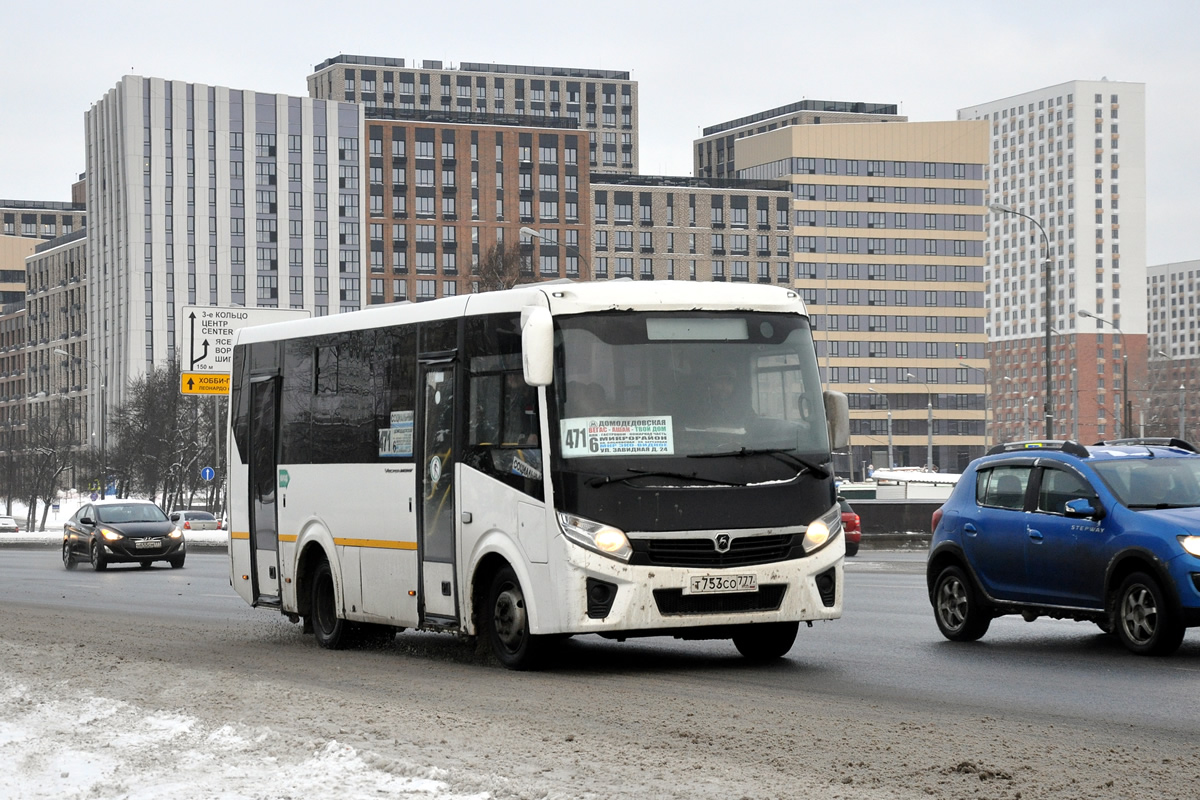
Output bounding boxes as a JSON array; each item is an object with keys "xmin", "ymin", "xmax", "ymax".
[
  {"xmin": 732, "ymin": 621, "xmax": 799, "ymax": 661},
  {"xmin": 309, "ymin": 560, "xmax": 353, "ymax": 650},
  {"xmin": 484, "ymin": 565, "xmax": 545, "ymax": 670}
]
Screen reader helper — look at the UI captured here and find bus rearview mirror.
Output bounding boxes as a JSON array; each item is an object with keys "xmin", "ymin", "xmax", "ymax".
[
  {"xmin": 521, "ymin": 306, "xmax": 554, "ymax": 386},
  {"xmin": 824, "ymin": 390, "xmax": 849, "ymax": 451}
]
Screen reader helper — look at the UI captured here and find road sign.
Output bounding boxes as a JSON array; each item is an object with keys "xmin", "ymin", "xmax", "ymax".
[
  {"xmin": 180, "ymin": 306, "xmax": 309, "ymax": 376},
  {"xmin": 181, "ymin": 372, "xmax": 231, "ymax": 395},
  {"xmin": 201, "ymin": 467, "xmax": 215, "ymax": 482}
]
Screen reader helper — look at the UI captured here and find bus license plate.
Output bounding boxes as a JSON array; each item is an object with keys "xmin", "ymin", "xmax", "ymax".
[
  {"xmin": 134, "ymin": 538, "xmax": 160, "ymax": 549},
  {"xmin": 685, "ymin": 574, "xmax": 757, "ymax": 595}
]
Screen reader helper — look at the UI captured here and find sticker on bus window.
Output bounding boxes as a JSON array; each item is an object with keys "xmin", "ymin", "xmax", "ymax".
[
  {"xmin": 380, "ymin": 410, "xmax": 414, "ymax": 457},
  {"xmin": 559, "ymin": 416, "xmax": 674, "ymax": 457}
]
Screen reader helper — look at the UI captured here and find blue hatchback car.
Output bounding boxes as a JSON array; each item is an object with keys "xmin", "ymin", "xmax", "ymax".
[{"xmin": 928, "ymin": 438, "xmax": 1200, "ymax": 655}]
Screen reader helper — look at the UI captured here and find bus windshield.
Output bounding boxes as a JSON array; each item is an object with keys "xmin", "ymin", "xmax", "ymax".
[{"xmin": 552, "ymin": 311, "xmax": 829, "ymax": 477}]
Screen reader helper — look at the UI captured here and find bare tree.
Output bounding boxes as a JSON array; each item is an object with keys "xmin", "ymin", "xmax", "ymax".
[
  {"xmin": 476, "ymin": 242, "xmax": 531, "ymax": 292},
  {"xmin": 108, "ymin": 360, "xmax": 217, "ymax": 512},
  {"xmin": 20, "ymin": 401, "xmax": 75, "ymax": 531}
]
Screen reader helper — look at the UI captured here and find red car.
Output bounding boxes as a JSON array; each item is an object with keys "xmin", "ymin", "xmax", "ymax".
[{"xmin": 838, "ymin": 497, "xmax": 860, "ymax": 556}]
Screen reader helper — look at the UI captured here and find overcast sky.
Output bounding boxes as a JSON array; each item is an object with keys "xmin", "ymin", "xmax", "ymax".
[{"xmin": 3, "ymin": 0, "xmax": 1196, "ymax": 264}]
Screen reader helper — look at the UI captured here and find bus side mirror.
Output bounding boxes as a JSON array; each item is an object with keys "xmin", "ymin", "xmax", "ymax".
[
  {"xmin": 824, "ymin": 390, "xmax": 849, "ymax": 451},
  {"xmin": 521, "ymin": 306, "xmax": 554, "ymax": 387}
]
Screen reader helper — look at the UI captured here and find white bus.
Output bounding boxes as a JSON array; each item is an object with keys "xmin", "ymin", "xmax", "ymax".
[{"xmin": 227, "ymin": 280, "xmax": 850, "ymax": 669}]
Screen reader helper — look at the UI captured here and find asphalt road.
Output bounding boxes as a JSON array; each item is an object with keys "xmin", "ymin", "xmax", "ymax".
[{"xmin": 3, "ymin": 549, "xmax": 1197, "ymax": 733}]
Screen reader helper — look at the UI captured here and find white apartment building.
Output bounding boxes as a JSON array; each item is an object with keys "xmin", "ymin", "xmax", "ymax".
[
  {"xmin": 958, "ymin": 80, "xmax": 1147, "ymax": 443},
  {"xmin": 1147, "ymin": 260, "xmax": 1200, "ymax": 440},
  {"xmin": 84, "ymin": 75, "xmax": 364, "ymax": 432}
]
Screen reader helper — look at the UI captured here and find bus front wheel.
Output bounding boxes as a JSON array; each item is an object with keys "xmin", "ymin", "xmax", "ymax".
[
  {"xmin": 309, "ymin": 560, "xmax": 353, "ymax": 650},
  {"xmin": 732, "ymin": 621, "xmax": 799, "ymax": 661},
  {"xmin": 484, "ymin": 565, "xmax": 545, "ymax": 670}
]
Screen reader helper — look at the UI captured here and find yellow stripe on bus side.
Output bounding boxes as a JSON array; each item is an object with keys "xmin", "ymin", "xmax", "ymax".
[
  {"xmin": 334, "ymin": 538, "xmax": 419, "ymax": 550},
  {"xmin": 232, "ymin": 532, "xmax": 415, "ymax": 551}
]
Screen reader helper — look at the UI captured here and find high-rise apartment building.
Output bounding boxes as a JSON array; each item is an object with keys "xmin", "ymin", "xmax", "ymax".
[
  {"xmin": 588, "ymin": 176, "xmax": 792, "ymax": 282},
  {"xmin": 24, "ymin": 230, "xmax": 89, "ymax": 452},
  {"xmin": 85, "ymin": 75, "xmax": 364, "ymax": 433},
  {"xmin": 694, "ymin": 100, "xmax": 905, "ymax": 181},
  {"xmin": 359, "ymin": 116, "xmax": 591, "ymax": 302},
  {"xmin": 699, "ymin": 109, "xmax": 990, "ymax": 475},
  {"xmin": 309, "ymin": 56, "xmax": 639, "ymax": 175},
  {"xmin": 1147, "ymin": 259, "xmax": 1200, "ymax": 441},
  {"xmin": 959, "ymin": 80, "xmax": 1146, "ymax": 444}
]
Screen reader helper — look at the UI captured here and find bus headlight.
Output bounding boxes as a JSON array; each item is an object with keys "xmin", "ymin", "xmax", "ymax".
[
  {"xmin": 802, "ymin": 504, "xmax": 842, "ymax": 554},
  {"xmin": 557, "ymin": 512, "xmax": 632, "ymax": 563}
]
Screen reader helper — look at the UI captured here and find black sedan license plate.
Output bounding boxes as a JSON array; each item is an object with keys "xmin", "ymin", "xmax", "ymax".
[
  {"xmin": 684, "ymin": 574, "xmax": 757, "ymax": 595},
  {"xmin": 134, "ymin": 538, "xmax": 161, "ymax": 549}
]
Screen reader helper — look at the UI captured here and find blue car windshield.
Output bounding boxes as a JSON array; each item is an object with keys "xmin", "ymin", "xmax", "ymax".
[{"xmin": 1091, "ymin": 457, "xmax": 1200, "ymax": 509}]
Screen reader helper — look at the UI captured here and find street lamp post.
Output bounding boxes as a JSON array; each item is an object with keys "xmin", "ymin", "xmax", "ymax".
[
  {"xmin": 1181, "ymin": 383, "xmax": 1187, "ymax": 441},
  {"xmin": 1071, "ymin": 367, "xmax": 1079, "ymax": 441},
  {"xmin": 53, "ymin": 348, "xmax": 106, "ymax": 499},
  {"xmin": 990, "ymin": 204, "xmax": 1053, "ymax": 439},
  {"xmin": 905, "ymin": 372, "xmax": 933, "ymax": 471},
  {"xmin": 1078, "ymin": 309, "xmax": 1129, "ymax": 438},
  {"xmin": 519, "ymin": 226, "xmax": 591, "ymax": 280},
  {"xmin": 868, "ymin": 387, "xmax": 893, "ymax": 469},
  {"xmin": 958, "ymin": 361, "xmax": 990, "ymax": 448}
]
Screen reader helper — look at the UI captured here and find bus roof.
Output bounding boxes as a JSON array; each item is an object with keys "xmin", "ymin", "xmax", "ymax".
[{"xmin": 234, "ymin": 280, "xmax": 809, "ymax": 345}]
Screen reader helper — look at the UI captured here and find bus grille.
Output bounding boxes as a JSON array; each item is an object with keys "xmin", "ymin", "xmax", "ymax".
[
  {"xmin": 653, "ymin": 584, "xmax": 787, "ymax": 616},
  {"xmin": 630, "ymin": 534, "xmax": 799, "ymax": 568}
]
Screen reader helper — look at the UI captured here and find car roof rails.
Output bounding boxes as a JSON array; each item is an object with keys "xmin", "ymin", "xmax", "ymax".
[
  {"xmin": 1091, "ymin": 437, "xmax": 1198, "ymax": 453},
  {"xmin": 986, "ymin": 440, "xmax": 1091, "ymax": 458}
]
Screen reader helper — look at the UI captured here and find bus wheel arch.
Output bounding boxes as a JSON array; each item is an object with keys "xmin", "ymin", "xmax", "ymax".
[
  {"xmin": 471, "ymin": 553, "xmax": 548, "ymax": 670},
  {"xmin": 470, "ymin": 552, "xmax": 512, "ymax": 637},
  {"xmin": 295, "ymin": 542, "xmax": 334, "ymax": 627}
]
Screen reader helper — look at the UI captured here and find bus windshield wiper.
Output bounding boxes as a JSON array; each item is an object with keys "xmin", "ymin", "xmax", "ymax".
[
  {"xmin": 688, "ymin": 447, "xmax": 831, "ymax": 479},
  {"xmin": 586, "ymin": 468, "xmax": 745, "ymax": 488}
]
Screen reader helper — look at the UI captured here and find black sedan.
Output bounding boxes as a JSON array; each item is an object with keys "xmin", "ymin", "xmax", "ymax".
[{"xmin": 63, "ymin": 499, "xmax": 185, "ymax": 570}]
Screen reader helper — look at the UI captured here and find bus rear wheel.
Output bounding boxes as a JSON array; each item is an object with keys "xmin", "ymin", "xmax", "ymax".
[
  {"xmin": 732, "ymin": 621, "xmax": 799, "ymax": 661},
  {"xmin": 309, "ymin": 560, "xmax": 353, "ymax": 650},
  {"xmin": 484, "ymin": 565, "xmax": 545, "ymax": 670}
]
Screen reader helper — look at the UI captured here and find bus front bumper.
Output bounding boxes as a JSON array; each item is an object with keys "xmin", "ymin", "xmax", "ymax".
[{"xmin": 548, "ymin": 536, "xmax": 844, "ymax": 635}]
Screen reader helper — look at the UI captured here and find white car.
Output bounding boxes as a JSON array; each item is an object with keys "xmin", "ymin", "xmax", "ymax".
[
  {"xmin": 0, "ymin": 515, "xmax": 19, "ymax": 533},
  {"xmin": 168, "ymin": 510, "xmax": 219, "ymax": 532}
]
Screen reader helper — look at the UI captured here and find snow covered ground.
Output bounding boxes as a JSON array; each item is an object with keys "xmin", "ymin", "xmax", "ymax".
[{"xmin": 0, "ymin": 670, "xmax": 489, "ymax": 800}]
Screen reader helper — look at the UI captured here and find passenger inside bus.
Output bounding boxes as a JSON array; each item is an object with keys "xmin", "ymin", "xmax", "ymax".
[
  {"xmin": 565, "ymin": 380, "xmax": 608, "ymax": 418},
  {"xmin": 503, "ymin": 371, "xmax": 540, "ymax": 446},
  {"xmin": 692, "ymin": 362, "xmax": 755, "ymax": 430}
]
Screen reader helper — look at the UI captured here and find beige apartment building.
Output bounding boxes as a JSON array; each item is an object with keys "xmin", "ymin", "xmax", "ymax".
[
  {"xmin": 709, "ymin": 117, "xmax": 990, "ymax": 475},
  {"xmin": 588, "ymin": 176, "xmax": 793, "ymax": 283}
]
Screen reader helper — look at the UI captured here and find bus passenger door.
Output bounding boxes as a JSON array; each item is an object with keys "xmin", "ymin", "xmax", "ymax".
[
  {"xmin": 419, "ymin": 361, "xmax": 458, "ymax": 623},
  {"xmin": 248, "ymin": 375, "xmax": 281, "ymax": 604}
]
